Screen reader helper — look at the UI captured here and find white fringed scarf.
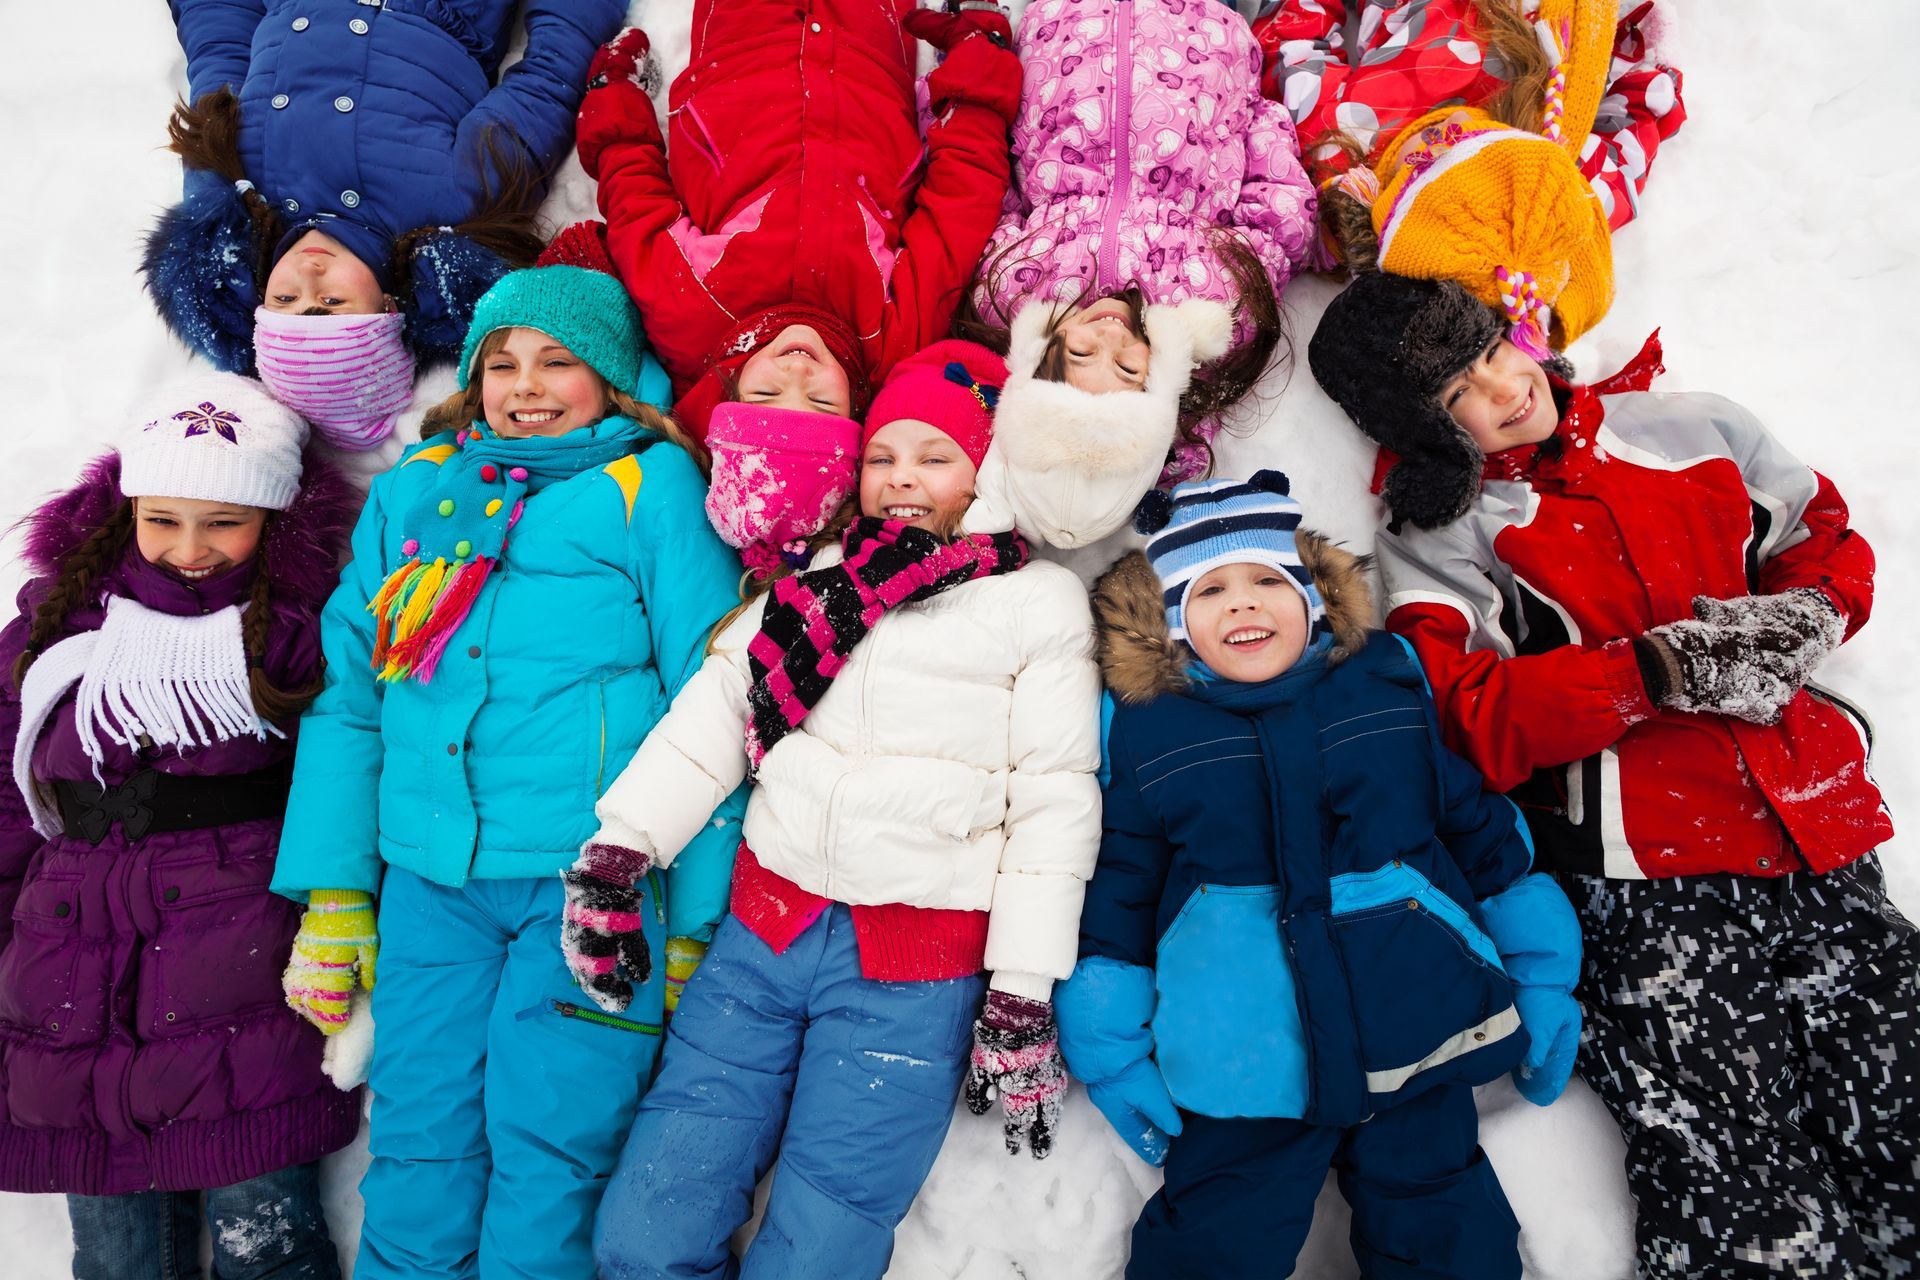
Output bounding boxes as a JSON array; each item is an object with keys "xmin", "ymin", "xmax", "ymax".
[{"xmin": 12, "ymin": 596, "xmax": 282, "ymax": 836}]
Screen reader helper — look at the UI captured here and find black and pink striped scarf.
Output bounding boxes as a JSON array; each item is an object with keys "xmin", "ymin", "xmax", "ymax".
[{"xmin": 743, "ymin": 518, "xmax": 1029, "ymax": 774}]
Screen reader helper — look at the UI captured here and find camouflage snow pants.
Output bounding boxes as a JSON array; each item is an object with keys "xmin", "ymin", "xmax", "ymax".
[{"xmin": 1563, "ymin": 856, "xmax": 1920, "ymax": 1280}]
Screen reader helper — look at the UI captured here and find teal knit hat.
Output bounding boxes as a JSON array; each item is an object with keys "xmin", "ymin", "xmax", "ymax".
[
  {"xmin": 457, "ymin": 266, "xmax": 671, "ymax": 406},
  {"xmin": 1138, "ymin": 471, "xmax": 1325, "ymax": 646}
]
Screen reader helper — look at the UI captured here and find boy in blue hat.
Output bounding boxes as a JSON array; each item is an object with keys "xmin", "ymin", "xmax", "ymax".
[{"xmin": 1055, "ymin": 471, "xmax": 1583, "ymax": 1279}]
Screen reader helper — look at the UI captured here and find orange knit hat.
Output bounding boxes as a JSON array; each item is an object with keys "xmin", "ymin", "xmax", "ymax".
[{"xmin": 1367, "ymin": 105, "xmax": 1613, "ymax": 351}]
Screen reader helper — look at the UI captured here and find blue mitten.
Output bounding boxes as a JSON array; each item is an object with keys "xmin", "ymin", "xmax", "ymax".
[
  {"xmin": 1085, "ymin": 1057, "xmax": 1183, "ymax": 1166},
  {"xmin": 1055, "ymin": 955, "xmax": 1184, "ymax": 1166},
  {"xmin": 1477, "ymin": 873, "xmax": 1583, "ymax": 1106}
]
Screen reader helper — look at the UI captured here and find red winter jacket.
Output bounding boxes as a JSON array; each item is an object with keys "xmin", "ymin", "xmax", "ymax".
[
  {"xmin": 581, "ymin": 0, "xmax": 1019, "ymax": 438},
  {"xmin": 1375, "ymin": 341, "xmax": 1892, "ymax": 880}
]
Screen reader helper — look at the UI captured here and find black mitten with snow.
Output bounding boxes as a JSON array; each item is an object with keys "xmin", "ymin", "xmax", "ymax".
[{"xmin": 1634, "ymin": 588, "xmax": 1843, "ymax": 724}]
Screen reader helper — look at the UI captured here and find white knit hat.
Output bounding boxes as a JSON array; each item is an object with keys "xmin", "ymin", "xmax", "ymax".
[
  {"xmin": 122, "ymin": 373, "xmax": 308, "ymax": 511},
  {"xmin": 964, "ymin": 297, "xmax": 1233, "ymax": 549}
]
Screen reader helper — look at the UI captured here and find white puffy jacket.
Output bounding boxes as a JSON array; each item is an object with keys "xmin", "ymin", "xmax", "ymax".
[{"xmin": 591, "ymin": 551, "xmax": 1103, "ymax": 999}]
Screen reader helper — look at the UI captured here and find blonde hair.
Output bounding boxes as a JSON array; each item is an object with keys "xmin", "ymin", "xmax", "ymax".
[{"xmin": 422, "ymin": 328, "xmax": 704, "ymax": 467}]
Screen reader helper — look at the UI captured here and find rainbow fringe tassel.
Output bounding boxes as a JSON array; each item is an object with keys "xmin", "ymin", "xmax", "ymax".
[{"xmin": 368, "ymin": 554, "xmax": 499, "ymax": 683}]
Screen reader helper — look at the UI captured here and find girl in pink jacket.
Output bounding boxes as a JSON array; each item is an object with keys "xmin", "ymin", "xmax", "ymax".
[{"xmin": 964, "ymin": 0, "xmax": 1317, "ymax": 511}]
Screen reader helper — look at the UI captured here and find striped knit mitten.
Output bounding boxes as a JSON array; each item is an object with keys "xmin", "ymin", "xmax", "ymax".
[
  {"xmin": 662, "ymin": 936, "xmax": 708, "ymax": 1019},
  {"xmin": 964, "ymin": 990, "xmax": 1067, "ymax": 1159},
  {"xmin": 283, "ymin": 890, "xmax": 378, "ymax": 1036}
]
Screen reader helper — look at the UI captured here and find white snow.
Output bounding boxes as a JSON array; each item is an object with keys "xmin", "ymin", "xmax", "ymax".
[{"xmin": 1, "ymin": 2, "xmax": 1915, "ymax": 1277}]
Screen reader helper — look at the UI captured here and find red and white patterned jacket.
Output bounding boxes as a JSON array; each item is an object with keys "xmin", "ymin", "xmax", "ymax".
[
  {"xmin": 1254, "ymin": 0, "xmax": 1685, "ymax": 231},
  {"xmin": 1376, "ymin": 340, "xmax": 1892, "ymax": 880}
]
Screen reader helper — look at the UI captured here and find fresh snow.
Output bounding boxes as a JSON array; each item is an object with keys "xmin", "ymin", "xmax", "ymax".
[{"xmin": 1, "ymin": 2, "xmax": 1914, "ymax": 1277}]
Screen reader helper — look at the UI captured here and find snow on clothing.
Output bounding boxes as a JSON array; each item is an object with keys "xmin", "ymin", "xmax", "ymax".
[
  {"xmin": 68, "ymin": 1159, "xmax": 337, "ymax": 1280},
  {"xmin": 594, "ymin": 908, "xmax": 983, "ymax": 1280},
  {"xmin": 356, "ymin": 867, "xmax": 668, "ymax": 1280},
  {"xmin": 0, "ymin": 456, "xmax": 358, "ymax": 1197},
  {"xmin": 1057, "ymin": 545, "xmax": 1552, "ymax": 1130},
  {"xmin": 1374, "ymin": 344, "xmax": 1893, "ymax": 881},
  {"xmin": 1254, "ymin": 0, "xmax": 1685, "ymax": 232},
  {"xmin": 1129, "ymin": 1083, "xmax": 1518, "ymax": 1280},
  {"xmin": 585, "ymin": 0, "xmax": 1020, "ymax": 435},
  {"xmin": 272, "ymin": 421, "xmax": 743, "ymax": 1279},
  {"xmin": 590, "ymin": 549, "xmax": 1103, "ymax": 1001},
  {"xmin": 974, "ymin": 0, "xmax": 1317, "ymax": 481},
  {"xmin": 1565, "ymin": 861, "xmax": 1920, "ymax": 1278}
]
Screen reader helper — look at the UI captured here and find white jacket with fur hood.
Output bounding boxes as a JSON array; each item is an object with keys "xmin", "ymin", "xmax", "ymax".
[{"xmin": 590, "ymin": 548, "xmax": 1103, "ymax": 1000}]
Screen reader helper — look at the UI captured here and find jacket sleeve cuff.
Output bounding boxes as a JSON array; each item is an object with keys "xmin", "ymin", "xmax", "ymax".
[
  {"xmin": 988, "ymin": 970, "xmax": 1055, "ymax": 1002},
  {"xmin": 1604, "ymin": 636, "xmax": 1659, "ymax": 726}
]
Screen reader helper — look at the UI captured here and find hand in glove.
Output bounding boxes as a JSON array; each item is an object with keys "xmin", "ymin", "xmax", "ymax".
[
  {"xmin": 1690, "ymin": 588, "xmax": 1845, "ymax": 689},
  {"xmin": 1085, "ymin": 1057, "xmax": 1183, "ymax": 1166},
  {"xmin": 283, "ymin": 890, "xmax": 379, "ymax": 1035},
  {"xmin": 662, "ymin": 935, "xmax": 709, "ymax": 1019},
  {"xmin": 1477, "ymin": 874, "xmax": 1583, "ymax": 1106},
  {"xmin": 577, "ymin": 28, "xmax": 664, "ymax": 179},
  {"xmin": 561, "ymin": 842, "xmax": 653, "ymax": 1014},
  {"xmin": 964, "ymin": 989, "xmax": 1068, "ymax": 1158},
  {"xmin": 1635, "ymin": 614, "xmax": 1794, "ymax": 725},
  {"xmin": 904, "ymin": 3, "xmax": 1021, "ymax": 122}
]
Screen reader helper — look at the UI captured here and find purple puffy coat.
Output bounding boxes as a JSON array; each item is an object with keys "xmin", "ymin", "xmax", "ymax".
[{"xmin": 0, "ymin": 453, "xmax": 360, "ymax": 1195}]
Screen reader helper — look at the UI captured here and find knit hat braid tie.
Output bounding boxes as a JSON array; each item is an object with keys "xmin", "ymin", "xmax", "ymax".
[
  {"xmin": 1495, "ymin": 265, "xmax": 1554, "ymax": 362},
  {"xmin": 1537, "ymin": 20, "xmax": 1573, "ymax": 143},
  {"xmin": 1328, "ymin": 167, "xmax": 1382, "ymax": 207}
]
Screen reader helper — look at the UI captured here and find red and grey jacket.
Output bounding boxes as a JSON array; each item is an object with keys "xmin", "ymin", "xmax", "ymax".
[{"xmin": 1376, "ymin": 342, "xmax": 1892, "ymax": 880}]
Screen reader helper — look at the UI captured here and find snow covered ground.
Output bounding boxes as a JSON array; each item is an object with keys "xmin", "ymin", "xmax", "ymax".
[{"xmin": 2, "ymin": 1, "xmax": 1916, "ymax": 1276}]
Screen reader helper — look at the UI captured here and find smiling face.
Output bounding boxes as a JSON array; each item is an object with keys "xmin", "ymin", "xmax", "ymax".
[
  {"xmin": 479, "ymin": 328, "xmax": 614, "ymax": 438},
  {"xmin": 1048, "ymin": 296, "xmax": 1151, "ymax": 394},
  {"xmin": 858, "ymin": 418, "xmax": 978, "ymax": 533},
  {"xmin": 133, "ymin": 496, "xmax": 268, "ymax": 583},
  {"xmin": 1438, "ymin": 336, "xmax": 1557, "ymax": 454},
  {"xmin": 262, "ymin": 229, "xmax": 389, "ymax": 315},
  {"xmin": 1184, "ymin": 561, "xmax": 1311, "ymax": 683},
  {"xmin": 737, "ymin": 325, "xmax": 854, "ymax": 416}
]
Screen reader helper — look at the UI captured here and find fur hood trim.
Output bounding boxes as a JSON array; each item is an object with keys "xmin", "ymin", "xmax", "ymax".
[
  {"xmin": 17, "ymin": 448, "xmax": 354, "ymax": 615},
  {"xmin": 1093, "ymin": 533, "xmax": 1374, "ymax": 703}
]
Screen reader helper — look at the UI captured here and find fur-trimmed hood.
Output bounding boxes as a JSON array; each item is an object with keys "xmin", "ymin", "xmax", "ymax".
[
  {"xmin": 1092, "ymin": 535, "xmax": 1374, "ymax": 704},
  {"xmin": 19, "ymin": 447, "xmax": 355, "ymax": 616}
]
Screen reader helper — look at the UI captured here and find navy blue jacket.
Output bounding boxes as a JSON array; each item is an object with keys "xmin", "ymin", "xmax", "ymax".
[
  {"xmin": 1072, "ymin": 626, "xmax": 1537, "ymax": 1128},
  {"xmin": 170, "ymin": 0, "xmax": 622, "ymax": 271}
]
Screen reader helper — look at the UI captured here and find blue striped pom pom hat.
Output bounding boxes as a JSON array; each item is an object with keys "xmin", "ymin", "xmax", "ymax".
[{"xmin": 1137, "ymin": 470, "xmax": 1324, "ymax": 646}]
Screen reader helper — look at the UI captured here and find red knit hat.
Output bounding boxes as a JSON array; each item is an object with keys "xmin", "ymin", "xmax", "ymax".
[
  {"xmin": 862, "ymin": 340, "xmax": 1006, "ymax": 469},
  {"xmin": 673, "ymin": 305, "xmax": 872, "ymax": 444}
]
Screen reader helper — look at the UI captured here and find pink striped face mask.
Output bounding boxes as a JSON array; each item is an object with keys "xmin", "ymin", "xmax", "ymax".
[{"xmin": 252, "ymin": 309, "xmax": 416, "ymax": 452}]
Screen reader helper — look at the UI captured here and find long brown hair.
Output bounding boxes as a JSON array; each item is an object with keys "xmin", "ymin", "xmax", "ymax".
[
  {"xmin": 167, "ymin": 89, "xmax": 285, "ymax": 291},
  {"xmin": 421, "ymin": 329, "xmax": 705, "ymax": 467},
  {"xmin": 1315, "ymin": 0, "xmax": 1555, "ymax": 268},
  {"xmin": 12, "ymin": 502, "xmax": 324, "ymax": 725},
  {"xmin": 956, "ymin": 230, "xmax": 1289, "ymax": 479}
]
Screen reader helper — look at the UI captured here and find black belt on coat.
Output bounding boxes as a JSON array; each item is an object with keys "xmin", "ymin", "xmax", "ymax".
[{"xmin": 52, "ymin": 762, "xmax": 293, "ymax": 845}]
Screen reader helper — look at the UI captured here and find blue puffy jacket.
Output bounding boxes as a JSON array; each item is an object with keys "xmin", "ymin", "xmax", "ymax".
[
  {"xmin": 1058, "ymin": 548, "xmax": 1562, "ymax": 1131},
  {"xmin": 171, "ymin": 0, "xmax": 621, "ymax": 271},
  {"xmin": 273, "ymin": 417, "xmax": 746, "ymax": 943}
]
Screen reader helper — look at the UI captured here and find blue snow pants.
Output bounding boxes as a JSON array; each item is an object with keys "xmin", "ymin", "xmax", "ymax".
[
  {"xmin": 356, "ymin": 867, "xmax": 666, "ymax": 1280},
  {"xmin": 1129, "ymin": 1082, "xmax": 1520, "ymax": 1279},
  {"xmin": 594, "ymin": 906, "xmax": 985, "ymax": 1280}
]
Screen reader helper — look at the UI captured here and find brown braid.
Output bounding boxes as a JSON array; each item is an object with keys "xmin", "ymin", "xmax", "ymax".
[
  {"xmin": 11, "ymin": 503, "xmax": 134, "ymax": 692},
  {"xmin": 387, "ymin": 127, "xmax": 547, "ymax": 295},
  {"xmin": 243, "ymin": 559, "xmax": 324, "ymax": 724}
]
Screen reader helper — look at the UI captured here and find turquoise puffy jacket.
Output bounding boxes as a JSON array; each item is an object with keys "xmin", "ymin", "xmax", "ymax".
[{"xmin": 274, "ymin": 418, "xmax": 745, "ymax": 941}]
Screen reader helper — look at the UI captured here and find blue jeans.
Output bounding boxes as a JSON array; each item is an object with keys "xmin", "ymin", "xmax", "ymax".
[
  {"xmin": 67, "ymin": 1161, "xmax": 337, "ymax": 1280},
  {"xmin": 595, "ymin": 907, "xmax": 985, "ymax": 1280}
]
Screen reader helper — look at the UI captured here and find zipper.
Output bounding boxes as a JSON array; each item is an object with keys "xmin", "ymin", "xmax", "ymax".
[
  {"xmin": 547, "ymin": 999, "xmax": 660, "ymax": 1036},
  {"xmin": 819, "ymin": 774, "xmax": 849, "ymax": 901},
  {"xmin": 594, "ymin": 681, "xmax": 608, "ymax": 795},
  {"xmin": 1099, "ymin": 0, "xmax": 1135, "ymax": 294},
  {"xmin": 649, "ymin": 868, "xmax": 666, "ymax": 925}
]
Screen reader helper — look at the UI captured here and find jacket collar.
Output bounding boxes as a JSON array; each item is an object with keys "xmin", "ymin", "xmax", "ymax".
[{"xmin": 101, "ymin": 545, "xmax": 258, "ymax": 618}]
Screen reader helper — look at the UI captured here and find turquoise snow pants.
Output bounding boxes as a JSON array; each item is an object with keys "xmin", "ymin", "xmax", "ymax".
[{"xmin": 355, "ymin": 867, "xmax": 666, "ymax": 1280}]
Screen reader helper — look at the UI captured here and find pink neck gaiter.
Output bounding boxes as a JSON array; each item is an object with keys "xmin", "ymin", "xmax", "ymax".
[{"xmin": 253, "ymin": 309, "xmax": 415, "ymax": 452}]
